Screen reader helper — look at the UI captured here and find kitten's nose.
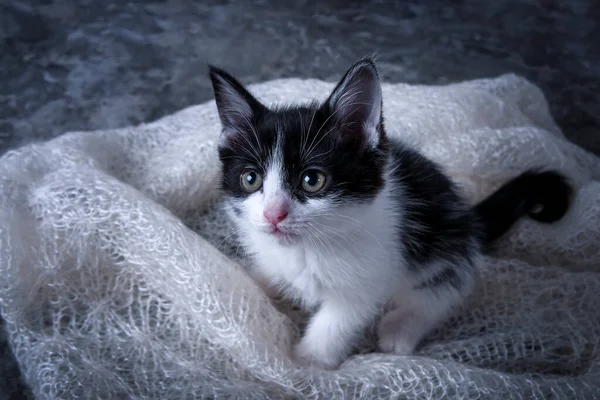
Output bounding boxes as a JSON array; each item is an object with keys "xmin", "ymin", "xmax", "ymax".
[{"xmin": 263, "ymin": 207, "xmax": 288, "ymax": 226}]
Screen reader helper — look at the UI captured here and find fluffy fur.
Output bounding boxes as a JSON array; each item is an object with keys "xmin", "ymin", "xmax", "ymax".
[{"xmin": 209, "ymin": 59, "xmax": 573, "ymax": 369}]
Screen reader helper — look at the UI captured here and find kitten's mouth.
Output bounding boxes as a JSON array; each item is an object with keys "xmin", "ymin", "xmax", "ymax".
[{"xmin": 268, "ymin": 226, "xmax": 298, "ymax": 241}]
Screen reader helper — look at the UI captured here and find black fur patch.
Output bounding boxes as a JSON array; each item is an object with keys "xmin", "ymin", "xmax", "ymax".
[
  {"xmin": 473, "ymin": 170, "xmax": 573, "ymax": 246},
  {"xmin": 389, "ymin": 141, "xmax": 479, "ymax": 270},
  {"xmin": 231, "ymin": 205, "xmax": 242, "ymax": 216},
  {"xmin": 414, "ymin": 267, "xmax": 463, "ymax": 291}
]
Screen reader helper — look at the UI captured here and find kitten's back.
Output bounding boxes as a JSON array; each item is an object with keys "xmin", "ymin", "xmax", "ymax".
[{"xmin": 388, "ymin": 139, "xmax": 479, "ymax": 269}]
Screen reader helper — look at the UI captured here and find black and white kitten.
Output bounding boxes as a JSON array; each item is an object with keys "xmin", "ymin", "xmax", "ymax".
[{"xmin": 209, "ymin": 59, "xmax": 572, "ymax": 369}]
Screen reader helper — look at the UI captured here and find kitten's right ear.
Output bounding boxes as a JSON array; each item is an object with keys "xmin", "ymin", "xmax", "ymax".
[
  {"xmin": 208, "ymin": 66, "xmax": 265, "ymax": 132},
  {"xmin": 325, "ymin": 58, "xmax": 384, "ymax": 149}
]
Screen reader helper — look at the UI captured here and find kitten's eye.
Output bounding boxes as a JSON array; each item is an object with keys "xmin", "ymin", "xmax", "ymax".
[
  {"xmin": 301, "ymin": 170, "xmax": 327, "ymax": 193},
  {"xmin": 241, "ymin": 170, "xmax": 263, "ymax": 192}
]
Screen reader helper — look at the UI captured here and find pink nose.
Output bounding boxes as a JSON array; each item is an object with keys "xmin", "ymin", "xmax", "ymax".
[{"xmin": 264, "ymin": 207, "xmax": 288, "ymax": 226}]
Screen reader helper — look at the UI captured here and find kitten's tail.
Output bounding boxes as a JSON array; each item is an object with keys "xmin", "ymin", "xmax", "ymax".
[{"xmin": 473, "ymin": 170, "xmax": 573, "ymax": 247}]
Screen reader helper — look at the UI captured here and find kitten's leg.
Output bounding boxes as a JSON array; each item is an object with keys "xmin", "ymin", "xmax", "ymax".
[
  {"xmin": 293, "ymin": 296, "xmax": 378, "ymax": 369},
  {"xmin": 378, "ymin": 264, "xmax": 474, "ymax": 355}
]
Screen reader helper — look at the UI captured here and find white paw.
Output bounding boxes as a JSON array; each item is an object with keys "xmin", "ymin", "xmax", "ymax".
[
  {"xmin": 292, "ymin": 340, "xmax": 341, "ymax": 370},
  {"xmin": 377, "ymin": 311, "xmax": 418, "ymax": 355}
]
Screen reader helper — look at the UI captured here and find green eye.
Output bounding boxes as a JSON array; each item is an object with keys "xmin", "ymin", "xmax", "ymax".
[
  {"xmin": 301, "ymin": 170, "xmax": 327, "ymax": 193},
  {"xmin": 241, "ymin": 170, "xmax": 263, "ymax": 192}
]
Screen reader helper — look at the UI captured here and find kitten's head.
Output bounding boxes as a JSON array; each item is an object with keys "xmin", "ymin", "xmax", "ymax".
[{"xmin": 210, "ymin": 59, "xmax": 390, "ymax": 245}]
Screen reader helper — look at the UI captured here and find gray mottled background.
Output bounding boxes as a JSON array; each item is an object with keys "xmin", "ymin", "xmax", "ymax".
[{"xmin": 0, "ymin": 0, "xmax": 599, "ymax": 398}]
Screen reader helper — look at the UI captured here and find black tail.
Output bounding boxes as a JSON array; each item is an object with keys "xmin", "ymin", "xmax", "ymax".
[{"xmin": 473, "ymin": 170, "xmax": 573, "ymax": 246}]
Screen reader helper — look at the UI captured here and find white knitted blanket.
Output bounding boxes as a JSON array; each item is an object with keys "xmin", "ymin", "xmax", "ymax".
[{"xmin": 1, "ymin": 75, "xmax": 599, "ymax": 399}]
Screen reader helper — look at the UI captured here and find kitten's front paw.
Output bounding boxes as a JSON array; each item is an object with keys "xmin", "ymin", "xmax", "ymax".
[
  {"xmin": 377, "ymin": 310, "xmax": 418, "ymax": 356},
  {"xmin": 292, "ymin": 340, "xmax": 341, "ymax": 370}
]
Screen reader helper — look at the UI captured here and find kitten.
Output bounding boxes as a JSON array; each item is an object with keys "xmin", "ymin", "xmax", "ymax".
[{"xmin": 208, "ymin": 59, "xmax": 573, "ymax": 369}]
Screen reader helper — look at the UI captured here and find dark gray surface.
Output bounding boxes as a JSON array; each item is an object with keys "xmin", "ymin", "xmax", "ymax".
[
  {"xmin": 0, "ymin": 0, "xmax": 599, "ymax": 398},
  {"xmin": 1, "ymin": 0, "xmax": 600, "ymax": 155}
]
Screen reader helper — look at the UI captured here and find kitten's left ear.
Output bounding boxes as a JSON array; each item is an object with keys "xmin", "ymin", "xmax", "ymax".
[
  {"xmin": 326, "ymin": 59, "xmax": 384, "ymax": 148},
  {"xmin": 208, "ymin": 66, "xmax": 265, "ymax": 133}
]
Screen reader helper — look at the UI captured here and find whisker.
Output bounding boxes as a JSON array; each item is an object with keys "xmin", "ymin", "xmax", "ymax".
[
  {"xmin": 215, "ymin": 226, "xmax": 243, "ymax": 250},
  {"xmin": 240, "ymin": 115, "xmax": 263, "ymax": 159},
  {"xmin": 302, "ymin": 106, "xmax": 319, "ymax": 160},
  {"xmin": 298, "ymin": 108, "xmax": 306, "ymax": 159}
]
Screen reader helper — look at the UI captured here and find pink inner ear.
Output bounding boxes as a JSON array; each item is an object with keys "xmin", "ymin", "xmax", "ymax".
[
  {"xmin": 334, "ymin": 121, "xmax": 373, "ymax": 153},
  {"xmin": 218, "ymin": 127, "xmax": 237, "ymax": 148},
  {"xmin": 327, "ymin": 62, "xmax": 383, "ymax": 149}
]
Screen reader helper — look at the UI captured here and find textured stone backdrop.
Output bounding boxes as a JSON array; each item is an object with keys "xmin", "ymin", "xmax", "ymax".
[{"xmin": 1, "ymin": 0, "xmax": 599, "ymax": 156}]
